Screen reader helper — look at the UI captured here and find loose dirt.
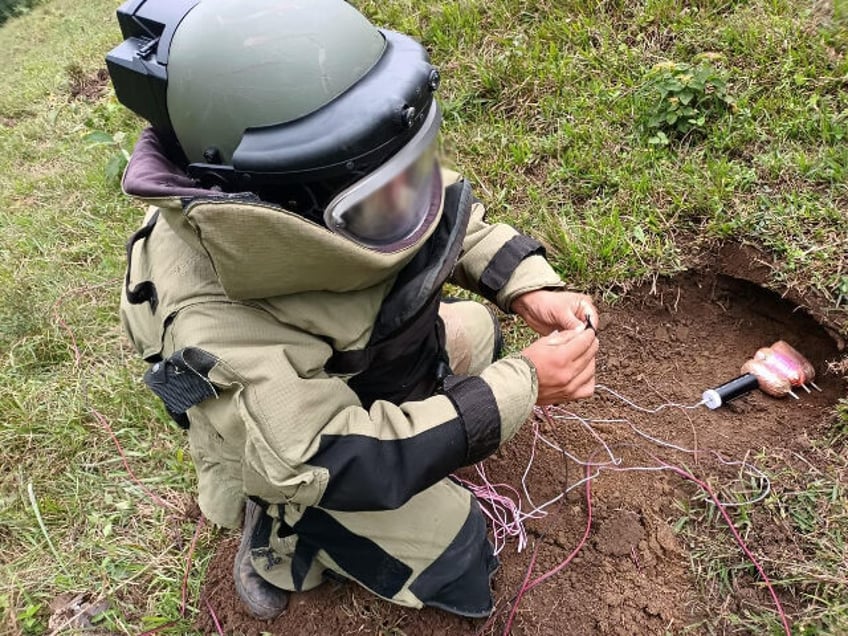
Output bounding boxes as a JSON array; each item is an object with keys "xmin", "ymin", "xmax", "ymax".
[
  {"xmin": 67, "ymin": 66, "xmax": 109, "ymax": 102},
  {"xmin": 196, "ymin": 264, "xmax": 844, "ymax": 635}
]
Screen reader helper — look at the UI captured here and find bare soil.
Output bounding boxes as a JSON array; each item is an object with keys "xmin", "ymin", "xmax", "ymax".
[
  {"xmin": 67, "ymin": 66, "xmax": 109, "ymax": 102},
  {"xmin": 196, "ymin": 252, "xmax": 845, "ymax": 635}
]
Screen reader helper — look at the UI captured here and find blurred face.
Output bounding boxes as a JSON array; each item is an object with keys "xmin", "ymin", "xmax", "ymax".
[
  {"xmin": 324, "ymin": 104, "xmax": 442, "ymax": 251},
  {"xmin": 336, "ymin": 149, "xmax": 439, "ymax": 245}
]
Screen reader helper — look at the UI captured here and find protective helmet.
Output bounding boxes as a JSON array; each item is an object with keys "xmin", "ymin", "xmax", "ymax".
[{"xmin": 106, "ymin": 0, "xmax": 443, "ymax": 248}]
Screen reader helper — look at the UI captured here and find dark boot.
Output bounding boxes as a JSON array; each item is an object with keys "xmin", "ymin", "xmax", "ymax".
[{"xmin": 233, "ymin": 499, "xmax": 290, "ymax": 620}]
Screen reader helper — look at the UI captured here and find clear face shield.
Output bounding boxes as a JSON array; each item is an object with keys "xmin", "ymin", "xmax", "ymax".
[{"xmin": 323, "ymin": 104, "xmax": 442, "ymax": 251}]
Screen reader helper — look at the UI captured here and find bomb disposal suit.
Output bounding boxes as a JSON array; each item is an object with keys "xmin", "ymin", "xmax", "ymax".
[{"xmin": 109, "ymin": 0, "xmax": 575, "ymax": 617}]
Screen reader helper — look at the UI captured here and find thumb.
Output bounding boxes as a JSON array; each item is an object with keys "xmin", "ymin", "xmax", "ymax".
[{"xmin": 544, "ymin": 328, "xmax": 584, "ymax": 346}]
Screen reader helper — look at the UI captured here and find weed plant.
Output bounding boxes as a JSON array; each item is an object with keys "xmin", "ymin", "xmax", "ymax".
[
  {"xmin": 1, "ymin": 0, "xmax": 847, "ymax": 633},
  {"xmin": 639, "ymin": 57, "xmax": 737, "ymax": 145},
  {"xmin": 0, "ymin": 0, "xmax": 41, "ymax": 26}
]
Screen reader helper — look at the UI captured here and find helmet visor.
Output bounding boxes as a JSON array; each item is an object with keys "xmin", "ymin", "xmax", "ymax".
[{"xmin": 323, "ymin": 104, "xmax": 442, "ymax": 250}]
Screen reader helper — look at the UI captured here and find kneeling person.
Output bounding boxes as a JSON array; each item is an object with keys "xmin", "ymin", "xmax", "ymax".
[{"xmin": 107, "ymin": 0, "xmax": 599, "ymax": 619}]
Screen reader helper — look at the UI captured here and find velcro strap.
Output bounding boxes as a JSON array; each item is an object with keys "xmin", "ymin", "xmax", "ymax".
[
  {"xmin": 442, "ymin": 375, "xmax": 501, "ymax": 465},
  {"xmin": 124, "ymin": 211, "xmax": 160, "ymax": 313},
  {"xmin": 478, "ymin": 234, "xmax": 546, "ymax": 303},
  {"xmin": 144, "ymin": 347, "xmax": 219, "ymax": 428}
]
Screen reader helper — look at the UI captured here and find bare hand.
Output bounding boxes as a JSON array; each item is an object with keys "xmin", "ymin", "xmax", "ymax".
[
  {"xmin": 511, "ymin": 289, "xmax": 599, "ymax": 336},
  {"xmin": 522, "ymin": 328, "xmax": 598, "ymax": 405}
]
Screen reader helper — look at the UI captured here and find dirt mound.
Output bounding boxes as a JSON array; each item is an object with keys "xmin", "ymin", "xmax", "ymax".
[{"xmin": 196, "ymin": 268, "xmax": 844, "ymax": 636}]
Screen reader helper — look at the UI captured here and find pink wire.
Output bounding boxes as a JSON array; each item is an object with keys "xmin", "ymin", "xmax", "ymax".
[
  {"xmin": 181, "ymin": 515, "xmax": 206, "ymax": 616},
  {"xmin": 656, "ymin": 461, "xmax": 792, "ymax": 636},
  {"xmin": 455, "ymin": 465, "xmax": 534, "ymax": 553},
  {"xmin": 502, "ymin": 464, "xmax": 594, "ymax": 635},
  {"xmin": 478, "ymin": 396, "xmax": 791, "ymax": 636},
  {"xmin": 205, "ymin": 598, "xmax": 225, "ymax": 635},
  {"xmin": 457, "ymin": 406, "xmax": 617, "ymax": 558},
  {"xmin": 55, "ymin": 290, "xmax": 215, "ymax": 633},
  {"xmin": 502, "ymin": 544, "xmax": 539, "ymax": 634},
  {"xmin": 89, "ymin": 407, "xmax": 182, "ymax": 513}
]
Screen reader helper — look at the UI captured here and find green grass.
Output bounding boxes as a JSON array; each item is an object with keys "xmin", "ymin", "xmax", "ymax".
[
  {"xmin": 676, "ymin": 446, "xmax": 848, "ymax": 634},
  {"xmin": 0, "ymin": 0, "xmax": 41, "ymax": 26},
  {"xmin": 1, "ymin": 0, "xmax": 847, "ymax": 633},
  {"xmin": 368, "ymin": 1, "xmax": 848, "ymax": 316}
]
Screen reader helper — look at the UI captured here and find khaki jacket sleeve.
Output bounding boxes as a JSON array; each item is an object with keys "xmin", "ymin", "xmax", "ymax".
[
  {"xmin": 442, "ymin": 171, "xmax": 565, "ymax": 311},
  {"xmin": 168, "ymin": 302, "xmax": 538, "ymax": 517}
]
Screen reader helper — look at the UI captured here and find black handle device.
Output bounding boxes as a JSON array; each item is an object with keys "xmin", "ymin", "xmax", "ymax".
[{"xmin": 701, "ymin": 373, "xmax": 760, "ymax": 410}]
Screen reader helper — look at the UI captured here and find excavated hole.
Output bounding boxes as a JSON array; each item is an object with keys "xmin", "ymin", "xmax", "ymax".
[{"xmin": 195, "ymin": 265, "xmax": 845, "ymax": 636}]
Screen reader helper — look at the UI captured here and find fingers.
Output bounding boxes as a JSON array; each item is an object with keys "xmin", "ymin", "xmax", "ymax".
[
  {"xmin": 523, "ymin": 328, "xmax": 599, "ymax": 405},
  {"xmin": 535, "ymin": 359, "xmax": 596, "ymax": 404},
  {"xmin": 553, "ymin": 293, "xmax": 600, "ymax": 332},
  {"xmin": 512, "ymin": 289, "xmax": 602, "ymax": 336},
  {"xmin": 545, "ymin": 326, "xmax": 598, "ymax": 359},
  {"xmin": 550, "ymin": 331, "xmax": 597, "ymax": 400},
  {"xmin": 575, "ymin": 296, "xmax": 600, "ymax": 331},
  {"xmin": 561, "ymin": 354, "xmax": 596, "ymax": 400},
  {"xmin": 533, "ymin": 355, "xmax": 596, "ymax": 403}
]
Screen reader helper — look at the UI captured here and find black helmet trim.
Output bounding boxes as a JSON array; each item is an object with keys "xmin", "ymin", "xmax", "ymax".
[{"xmin": 187, "ymin": 30, "xmax": 441, "ymax": 190}]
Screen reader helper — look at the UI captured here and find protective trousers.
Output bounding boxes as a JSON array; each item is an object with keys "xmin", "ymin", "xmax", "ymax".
[{"xmin": 249, "ymin": 299, "xmax": 502, "ymax": 617}]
